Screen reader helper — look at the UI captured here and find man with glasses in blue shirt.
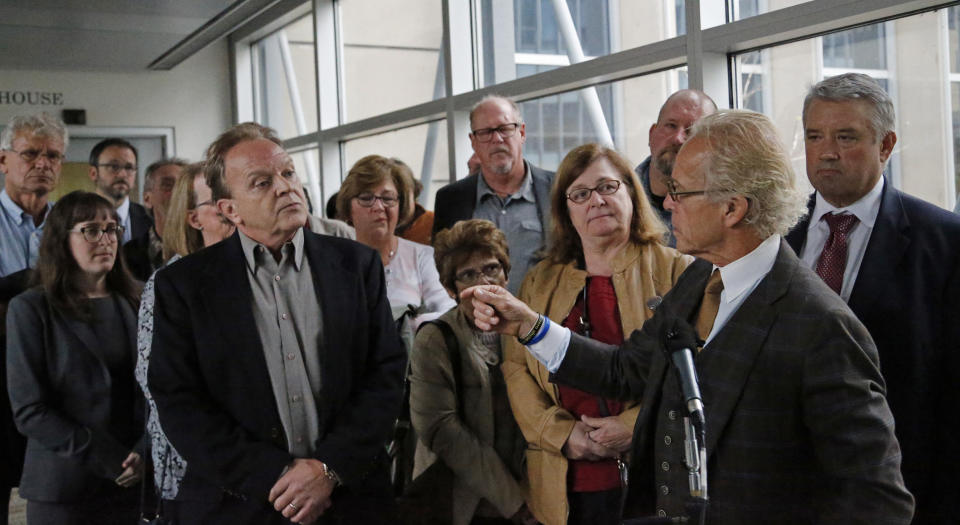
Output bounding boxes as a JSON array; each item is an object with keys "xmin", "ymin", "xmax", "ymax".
[
  {"xmin": 0, "ymin": 113, "xmax": 67, "ymax": 278},
  {"xmin": 432, "ymin": 95, "xmax": 554, "ymax": 294},
  {"xmin": 88, "ymin": 138, "xmax": 151, "ymax": 245}
]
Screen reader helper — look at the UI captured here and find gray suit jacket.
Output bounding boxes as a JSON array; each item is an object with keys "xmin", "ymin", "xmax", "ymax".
[
  {"xmin": 555, "ymin": 241, "xmax": 914, "ymax": 524},
  {"xmin": 6, "ymin": 288, "xmax": 142, "ymax": 502}
]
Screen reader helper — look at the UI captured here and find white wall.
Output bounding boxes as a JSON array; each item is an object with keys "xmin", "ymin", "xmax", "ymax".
[{"xmin": 0, "ymin": 42, "xmax": 232, "ymax": 162}]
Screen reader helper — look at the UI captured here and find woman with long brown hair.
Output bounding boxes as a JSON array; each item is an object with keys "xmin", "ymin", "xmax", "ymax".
[{"xmin": 6, "ymin": 190, "xmax": 144, "ymax": 524}]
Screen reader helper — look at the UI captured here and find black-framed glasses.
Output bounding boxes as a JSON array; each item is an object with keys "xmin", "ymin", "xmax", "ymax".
[
  {"xmin": 94, "ymin": 162, "xmax": 137, "ymax": 174},
  {"xmin": 566, "ymin": 179, "xmax": 623, "ymax": 204},
  {"xmin": 455, "ymin": 262, "xmax": 504, "ymax": 285},
  {"xmin": 355, "ymin": 193, "xmax": 399, "ymax": 208},
  {"xmin": 10, "ymin": 148, "xmax": 64, "ymax": 164},
  {"xmin": 71, "ymin": 224, "xmax": 124, "ymax": 243},
  {"xmin": 471, "ymin": 123, "xmax": 520, "ymax": 142},
  {"xmin": 665, "ymin": 178, "xmax": 711, "ymax": 201}
]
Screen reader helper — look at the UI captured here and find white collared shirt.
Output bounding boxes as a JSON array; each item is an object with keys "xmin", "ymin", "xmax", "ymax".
[
  {"xmin": 530, "ymin": 235, "xmax": 783, "ymax": 372},
  {"xmin": 798, "ymin": 177, "xmax": 883, "ymax": 302},
  {"xmin": 116, "ymin": 197, "xmax": 132, "ymax": 244}
]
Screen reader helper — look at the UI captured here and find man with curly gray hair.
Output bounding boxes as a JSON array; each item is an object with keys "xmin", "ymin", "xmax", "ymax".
[
  {"xmin": 0, "ymin": 112, "xmax": 68, "ymax": 277},
  {"xmin": 468, "ymin": 109, "xmax": 914, "ymax": 523}
]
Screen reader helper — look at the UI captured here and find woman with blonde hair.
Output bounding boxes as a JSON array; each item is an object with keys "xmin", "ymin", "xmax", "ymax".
[
  {"xmin": 135, "ymin": 162, "xmax": 235, "ymax": 516},
  {"xmin": 503, "ymin": 143, "xmax": 692, "ymax": 525}
]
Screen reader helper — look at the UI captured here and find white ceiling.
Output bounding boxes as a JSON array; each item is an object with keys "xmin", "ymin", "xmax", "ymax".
[{"xmin": 0, "ymin": 0, "xmax": 237, "ymax": 71}]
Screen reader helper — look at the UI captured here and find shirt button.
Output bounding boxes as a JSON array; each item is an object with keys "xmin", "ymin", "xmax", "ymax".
[
  {"xmin": 287, "ymin": 353, "xmax": 295, "ymax": 360},
  {"xmin": 291, "ymin": 395, "xmax": 301, "ymax": 402},
  {"xmin": 668, "ymin": 410, "xmax": 677, "ymax": 421},
  {"xmin": 657, "ymin": 509, "xmax": 667, "ymax": 518},
  {"xmin": 664, "ymin": 435, "xmax": 672, "ymax": 446},
  {"xmin": 500, "ymin": 209, "xmax": 506, "ymax": 215},
  {"xmin": 661, "ymin": 461, "xmax": 670, "ymax": 471},
  {"xmin": 660, "ymin": 485, "xmax": 670, "ymax": 496},
  {"xmin": 274, "ymin": 274, "xmax": 281, "ymax": 281},
  {"xmin": 296, "ymin": 436, "xmax": 304, "ymax": 443},
  {"xmin": 281, "ymin": 313, "xmax": 289, "ymax": 320}
]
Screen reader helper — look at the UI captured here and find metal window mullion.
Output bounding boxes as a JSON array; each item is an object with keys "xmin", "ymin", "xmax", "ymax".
[{"xmin": 313, "ymin": 0, "xmax": 343, "ymax": 205}]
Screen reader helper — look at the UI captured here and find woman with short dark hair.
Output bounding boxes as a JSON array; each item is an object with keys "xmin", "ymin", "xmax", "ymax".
[
  {"xmin": 409, "ymin": 219, "xmax": 535, "ymax": 525},
  {"xmin": 6, "ymin": 191, "xmax": 144, "ymax": 525}
]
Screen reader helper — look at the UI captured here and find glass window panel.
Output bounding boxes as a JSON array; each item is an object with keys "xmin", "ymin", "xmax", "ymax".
[
  {"xmin": 340, "ymin": 121, "xmax": 450, "ymax": 210},
  {"xmin": 512, "ymin": 68, "xmax": 683, "ymax": 173},
  {"xmin": 288, "ymin": 149, "xmax": 322, "ymax": 214},
  {"xmin": 731, "ymin": 0, "xmax": 812, "ymax": 21},
  {"xmin": 252, "ymin": 14, "xmax": 318, "ymax": 138},
  {"xmin": 479, "ymin": 0, "xmax": 679, "ymax": 87},
  {"xmin": 950, "ymin": 5, "xmax": 960, "ymax": 73},
  {"xmin": 339, "ymin": 0, "xmax": 445, "ymax": 122},
  {"xmin": 732, "ymin": 9, "xmax": 955, "ymax": 209}
]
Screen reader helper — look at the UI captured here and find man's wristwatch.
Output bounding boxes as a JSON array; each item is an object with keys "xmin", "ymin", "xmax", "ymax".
[{"xmin": 321, "ymin": 462, "xmax": 341, "ymax": 486}]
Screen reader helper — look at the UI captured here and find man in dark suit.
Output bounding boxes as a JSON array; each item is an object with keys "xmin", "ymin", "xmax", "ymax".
[
  {"xmin": 432, "ymin": 95, "xmax": 554, "ymax": 293},
  {"xmin": 469, "ymin": 110, "xmax": 914, "ymax": 524},
  {"xmin": 88, "ymin": 138, "xmax": 152, "ymax": 245},
  {"xmin": 148, "ymin": 123, "xmax": 405, "ymax": 524},
  {"xmin": 786, "ymin": 73, "xmax": 960, "ymax": 523},
  {"xmin": 123, "ymin": 158, "xmax": 185, "ymax": 281}
]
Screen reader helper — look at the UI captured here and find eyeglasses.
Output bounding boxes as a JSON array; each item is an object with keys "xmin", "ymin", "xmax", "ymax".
[
  {"xmin": 71, "ymin": 224, "xmax": 124, "ymax": 243},
  {"xmin": 471, "ymin": 123, "xmax": 520, "ymax": 142},
  {"xmin": 665, "ymin": 178, "xmax": 711, "ymax": 202},
  {"xmin": 10, "ymin": 148, "xmax": 64, "ymax": 164},
  {"xmin": 455, "ymin": 262, "xmax": 503, "ymax": 285},
  {"xmin": 95, "ymin": 163, "xmax": 138, "ymax": 175},
  {"xmin": 355, "ymin": 193, "xmax": 399, "ymax": 208},
  {"xmin": 566, "ymin": 179, "xmax": 622, "ymax": 204}
]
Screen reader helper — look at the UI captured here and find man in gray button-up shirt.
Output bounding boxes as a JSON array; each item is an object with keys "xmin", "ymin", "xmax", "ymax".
[
  {"xmin": 432, "ymin": 95, "xmax": 554, "ymax": 293},
  {"xmin": 149, "ymin": 123, "xmax": 405, "ymax": 525}
]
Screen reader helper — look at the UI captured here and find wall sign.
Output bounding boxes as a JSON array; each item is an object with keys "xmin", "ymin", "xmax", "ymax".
[{"xmin": 0, "ymin": 91, "xmax": 64, "ymax": 106}]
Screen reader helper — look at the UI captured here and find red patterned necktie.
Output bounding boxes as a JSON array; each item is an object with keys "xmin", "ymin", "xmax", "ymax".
[{"xmin": 815, "ymin": 212, "xmax": 859, "ymax": 294}]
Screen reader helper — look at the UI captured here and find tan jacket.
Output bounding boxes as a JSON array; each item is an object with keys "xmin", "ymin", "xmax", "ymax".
[
  {"xmin": 410, "ymin": 308, "xmax": 527, "ymax": 525},
  {"xmin": 502, "ymin": 242, "xmax": 692, "ymax": 525}
]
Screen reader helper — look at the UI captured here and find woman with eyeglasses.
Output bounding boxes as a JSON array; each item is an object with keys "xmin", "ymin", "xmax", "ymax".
[
  {"xmin": 501, "ymin": 144, "xmax": 692, "ymax": 525},
  {"xmin": 6, "ymin": 191, "xmax": 145, "ymax": 525},
  {"xmin": 408, "ymin": 219, "xmax": 536, "ymax": 525},
  {"xmin": 337, "ymin": 155, "xmax": 454, "ymax": 334},
  {"xmin": 134, "ymin": 162, "xmax": 236, "ymax": 518}
]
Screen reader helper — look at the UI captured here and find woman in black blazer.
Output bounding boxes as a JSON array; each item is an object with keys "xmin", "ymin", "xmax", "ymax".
[{"xmin": 6, "ymin": 191, "xmax": 144, "ymax": 525}]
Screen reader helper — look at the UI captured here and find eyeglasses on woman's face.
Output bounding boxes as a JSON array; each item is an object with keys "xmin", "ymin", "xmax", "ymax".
[
  {"xmin": 354, "ymin": 192, "xmax": 399, "ymax": 208},
  {"xmin": 566, "ymin": 179, "xmax": 622, "ymax": 204},
  {"xmin": 70, "ymin": 224, "xmax": 124, "ymax": 243},
  {"xmin": 455, "ymin": 262, "xmax": 504, "ymax": 285}
]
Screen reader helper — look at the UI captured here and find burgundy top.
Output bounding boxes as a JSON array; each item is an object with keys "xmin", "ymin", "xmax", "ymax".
[{"xmin": 558, "ymin": 276, "xmax": 625, "ymax": 492}]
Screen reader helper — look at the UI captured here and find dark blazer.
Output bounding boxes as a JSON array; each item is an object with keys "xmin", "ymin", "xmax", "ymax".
[
  {"xmin": 555, "ymin": 242, "xmax": 914, "ymax": 524},
  {"xmin": 786, "ymin": 183, "xmax": 960, "ymax": 522},
  {"xmin": 5, "ymin": 288, "xmax": 142, "ymax": 502},
  {"xmin": 127, "ymin": 201, "xmax": 152, "ymax": 245},
  {"xmin": 148, "ymin": 230, "xmax": 406, "ymax": 523},
  {"xmin": 122, "ymin": 227, "xmax": 160, "ymax": 282},
  {"xmin": 431, "ymin": 162, "xmax": 555, "ymax": 237},
  {"xmin": 0, "ymin": 268, "xmax": 31, "ymax": 489}
]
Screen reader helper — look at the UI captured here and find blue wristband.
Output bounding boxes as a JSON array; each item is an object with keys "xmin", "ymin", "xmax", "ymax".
[{"xmin": 526, "ymin": 316, "xmax": 550, "ymax": 345}]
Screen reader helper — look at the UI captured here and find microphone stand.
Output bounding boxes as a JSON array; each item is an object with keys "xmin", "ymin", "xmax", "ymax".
[{"xmin": 623, "ymin": 319, "xmax": 708, "ymax": 525}]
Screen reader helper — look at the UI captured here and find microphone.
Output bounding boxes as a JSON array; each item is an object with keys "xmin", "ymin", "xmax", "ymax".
[{"xmin": 662, "ymin": 317, "xmax": 705, "ymax": 430}]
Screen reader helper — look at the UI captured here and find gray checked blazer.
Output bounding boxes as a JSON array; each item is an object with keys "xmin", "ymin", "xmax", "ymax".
[{"xmin": 554, "ymin": 240, "xmax": 914, "ymax": 524}]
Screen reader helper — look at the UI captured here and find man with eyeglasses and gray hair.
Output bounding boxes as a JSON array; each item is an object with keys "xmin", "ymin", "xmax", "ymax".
[
  {"xmin": 0, "ymin": 112, "xmax": 68, "ymax": 278},
  {"xmin": 432, "ymin": 94, "xmax": 555, "ymax": 293},
  {"xmin": 88, "ymin": 137, "xmax": 152, "ymax": 245}
]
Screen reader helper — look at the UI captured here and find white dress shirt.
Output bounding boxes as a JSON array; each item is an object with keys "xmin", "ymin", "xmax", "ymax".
[
  {"xmin": 798, "ymin": 177, "xmax": 883, "ymax": 302},
  {"xmin": 529, "ymin": 235, "xmax": 783, "ymax": 373},
  {"xmin": 116, "ymin": 197, "xmax": 132, "ymax": 244}
]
